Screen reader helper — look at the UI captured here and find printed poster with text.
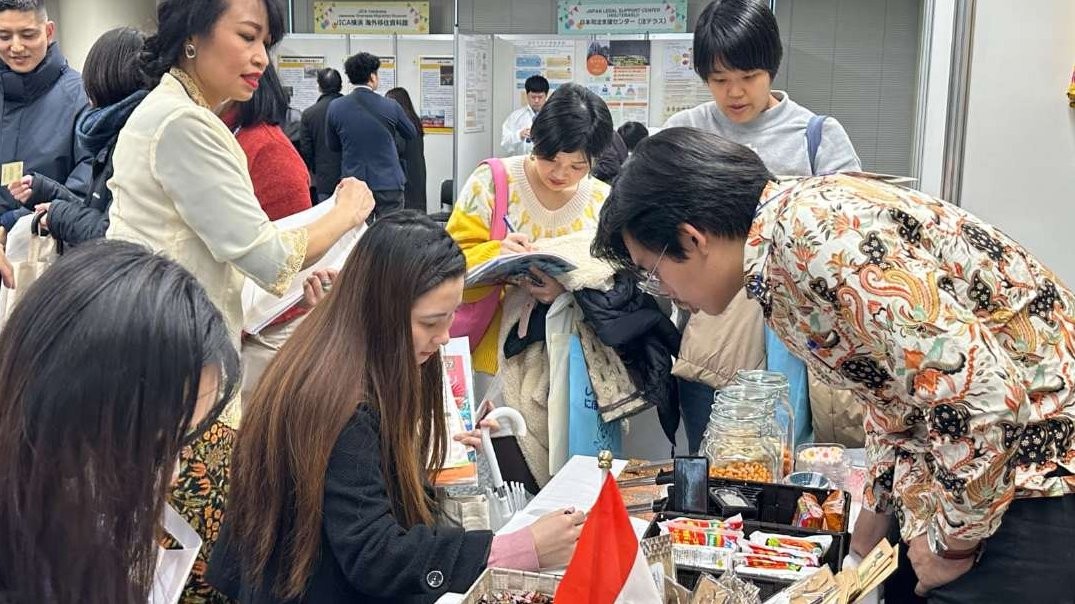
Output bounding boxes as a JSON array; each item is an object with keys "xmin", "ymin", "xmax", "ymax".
[
  {"xmin": 583, "ymin": 39, "xmax": 651, "ymax": 127},
  {"xmin": 314, "ymin": 1, "xmax": 429, "ymax": 34},
  {"xmin": 419, "ymin": 55, "xmax": 455, "ymax": 134},
  {"xmin": 462, "ymin": 36, "xmax": 491, "ymax": 134},
  {"xmin": 660, "ymin": 40, "xmax": 711, "ymax": 124},
  {"xmin": 512, "ymin": 40, "xmax": 575, "ymax": 111},
  {"xmin": 376, "ymin": 55, "xmax": 397, "ymax": 95},
  {"xmin": 277, "ymin": 56, "xmax": 325, "ymax": 112}
]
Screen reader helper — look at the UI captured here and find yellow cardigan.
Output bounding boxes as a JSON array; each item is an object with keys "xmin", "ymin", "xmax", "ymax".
[{"xmin": 446, "ymin": 155, "xmax": 609, "ymax": 374}]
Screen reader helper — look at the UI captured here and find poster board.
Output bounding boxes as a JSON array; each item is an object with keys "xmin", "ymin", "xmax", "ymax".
[
  {"xmin": 652, "ymin": 37, "xmax": 712, "ymax": 124},
  {"xmin": 419, "ymin": 55, "xmax": 455, "ymax": 133},
  {"xmin": 455, "ymin": 34, "xmax": 495, "ymax": 209},
  {"xmin": 581, "ymin": 38, "xmax": 651, "ymax": 127},
  {"xmin": 274, "ymin": 34, "xmax": 351, "ymax": 103},
  {"xmin": 277, "ymin": 55, "xmax": 326, "ymax": 112},
  {"xmin": 396, "ymin": 35, "xmax": 456, "ymax": 212},
  {"xmin": 511, "ymin": 40, "xmax": 576, "ymax": 111}
]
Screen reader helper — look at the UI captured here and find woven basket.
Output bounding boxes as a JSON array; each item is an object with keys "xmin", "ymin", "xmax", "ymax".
[{"xmin": 460, "ymin": 568, "xmax": 561, "ymax": 603}]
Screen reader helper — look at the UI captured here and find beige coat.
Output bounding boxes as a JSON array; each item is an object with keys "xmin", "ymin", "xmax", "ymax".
[
  {"xmin": 671, "ymin": 290, "xmax": 766, "ymax": 388},
  {"xmin": 107, "ymin": 70, "xmax": 308, "ymax": 428},
  {"xmin": 674, "ymin": 289, "xmax": 865, "ymax": 447}
]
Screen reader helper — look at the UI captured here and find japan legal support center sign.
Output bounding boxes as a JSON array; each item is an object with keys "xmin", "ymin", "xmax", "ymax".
[
  {"xmin": 558, "ymin": 0, "xmax": 687, "ymax": 34},
  {"xmin": 314, "ymin": 2, "xmax": 430, "ymax": 34}
]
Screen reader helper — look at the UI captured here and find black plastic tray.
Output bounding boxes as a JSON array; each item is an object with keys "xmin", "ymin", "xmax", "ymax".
[{"xmin": 648, "ymin": 477, "xmax": 852, "ymax": 600}]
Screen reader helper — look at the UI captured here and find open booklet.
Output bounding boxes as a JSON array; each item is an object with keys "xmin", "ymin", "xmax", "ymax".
[
  {"xmin": 241, "ymin": 196, "xmax": 365, "ymax": 334},
  {"xmin": 465, "ymin": 251, "xmax": 577, "ymax": 288}
]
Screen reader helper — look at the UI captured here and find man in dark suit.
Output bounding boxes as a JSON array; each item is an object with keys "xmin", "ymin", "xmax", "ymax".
[
  {"xmin": 327, "ymin": 52, "xmax": 417, "ymax": 219},
  {"xmin": 299, "ymin": 67, "xmax": 343, "ymax": 203}
]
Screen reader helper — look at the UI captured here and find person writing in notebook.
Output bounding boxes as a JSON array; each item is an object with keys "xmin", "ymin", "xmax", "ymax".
[{"xmin": 447, "ymin": 83, "xmax": 613, "ymax": 384}]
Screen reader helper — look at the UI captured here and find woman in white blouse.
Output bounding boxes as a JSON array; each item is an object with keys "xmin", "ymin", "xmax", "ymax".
[{"xmin": 105, "ymin": 0, "xmax": 372, "ymax": 600}]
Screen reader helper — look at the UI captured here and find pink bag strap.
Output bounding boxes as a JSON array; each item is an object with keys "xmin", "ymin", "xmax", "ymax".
[{"xmin": 480, "ymin": 158, "xmax": 509, "ymax": 242}]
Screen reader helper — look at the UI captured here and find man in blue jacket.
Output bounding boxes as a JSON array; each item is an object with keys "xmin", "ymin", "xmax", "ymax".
[
  {"xmin": 327, "ymin": 52, "xmax": 417, "ymax": 220},
  {"xmin": 0, "ymin": 0, "xmax": 90, "ymax": 231}
]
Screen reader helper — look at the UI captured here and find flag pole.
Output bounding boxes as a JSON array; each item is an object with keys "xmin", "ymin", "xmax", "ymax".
[{"xmin": 598, "ymin": 449, "xmax": 613, "ymax": 484}]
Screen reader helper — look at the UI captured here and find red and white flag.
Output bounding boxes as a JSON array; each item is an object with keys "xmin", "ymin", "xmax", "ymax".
[{"xmin": 555, "ymin": 473, "xmax": 662, "ymax": 603}]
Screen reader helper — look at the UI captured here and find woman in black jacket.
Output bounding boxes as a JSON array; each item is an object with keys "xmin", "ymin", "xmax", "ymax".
[
  {"xmin": 209, "ymin": 212, "xmax": 582, "ymax": 603},
  {"xmin": 7, "ymin": 27, "xmax": 147, "ymax": 247},
  {"xmin": 386, "ymin": 87, "xmax": 427, "ymax": 212}
]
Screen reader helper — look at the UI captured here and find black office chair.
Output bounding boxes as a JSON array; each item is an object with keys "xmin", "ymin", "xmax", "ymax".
[{"xmin": 430, "ymin": 178, "xmax": 454, "ymax": 225}]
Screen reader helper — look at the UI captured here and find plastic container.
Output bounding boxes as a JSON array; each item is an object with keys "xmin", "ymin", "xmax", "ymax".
[
  {"xmin": 702, "ymin": 386, "xmax": 783, "ymax": 484},
  {"xmin": 735, "ymin": 370, "xmax": 795, "ymax": 476},
  {"xmin": 795, "ymin": 443, "xmax": 849, "ymax": 489}
]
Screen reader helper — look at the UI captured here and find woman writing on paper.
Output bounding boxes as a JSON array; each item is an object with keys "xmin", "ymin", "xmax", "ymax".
[
  {"xmin": 106, "ymin": 0, "xmax": 373, "ymax": 599},
  {"xmin": 0, "ymin": 241, "xmax": 237, "ymax": 603},
  {"xmin": 446, "ymin": 83, "xmax": 613, "ymax": 381},
  {"xmin": 209, "ymin": 212, "xmax": 583, "ymax": 603}
]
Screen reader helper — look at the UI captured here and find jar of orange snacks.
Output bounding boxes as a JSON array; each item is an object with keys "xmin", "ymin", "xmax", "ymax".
[{"xmin": 702, "ymin": 386, "xmax": 782, "ymax": 484}]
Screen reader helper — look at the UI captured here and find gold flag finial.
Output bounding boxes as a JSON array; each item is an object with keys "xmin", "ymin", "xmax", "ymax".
[{"xmin": 598, "ymin": 450, "xmax": 613, "ymax": 470}]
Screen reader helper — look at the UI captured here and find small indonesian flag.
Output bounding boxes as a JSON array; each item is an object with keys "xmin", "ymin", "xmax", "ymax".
[{"xmin": 555, "ymin": 473, "xmax": 662, "ymax": 603}]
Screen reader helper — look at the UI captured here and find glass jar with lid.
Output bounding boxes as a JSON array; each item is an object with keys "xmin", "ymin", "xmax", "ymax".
[
  {"xmin": 735, "ymin": 370, "xmax": 795, "ymax": 477},
  {"xmin": 702, "ymin": 385, "xmax": 782, "ymax": 483}
]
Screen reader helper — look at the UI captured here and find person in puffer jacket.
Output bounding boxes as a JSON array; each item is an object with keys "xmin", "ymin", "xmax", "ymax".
[{"xmin": 6, "ymin": 27, "xmax": 147, "ymax": 248}]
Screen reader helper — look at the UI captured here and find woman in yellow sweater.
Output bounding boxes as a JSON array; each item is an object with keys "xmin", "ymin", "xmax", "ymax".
[{"xmin": 446, "ymin": 83, "xmax": 614, "ymax": 378}]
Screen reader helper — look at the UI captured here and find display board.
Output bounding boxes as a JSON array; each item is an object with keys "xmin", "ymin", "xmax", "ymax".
[
  {"xmin": 396, "ymin": 35, "xmax": 456, "ymax": 212},
  {"xmin": 455, "ymin": 33, "xmax": 495, "ymax": 210}
]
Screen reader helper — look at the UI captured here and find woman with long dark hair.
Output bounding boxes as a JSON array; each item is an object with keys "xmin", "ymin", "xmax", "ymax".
[
  {"xmin": 386, "ymin": 87, "xmax": 427, "ymax": 212},
  {"xmin": 211, "ymin": 212, "xmax": 582, "ymax": 603},
  {"xmin": 0, "ymin": 240, "xmax": 238, "ymax": 603}
]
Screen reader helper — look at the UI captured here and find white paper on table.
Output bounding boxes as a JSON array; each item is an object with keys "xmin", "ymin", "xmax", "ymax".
[
  {"xmin": 497, "ymin": 454, "xmax": 629, "ymax": 536},
  {"xmin": 148, "ymin": 505, "xmax": 202, "ymax": 604},
  {"xmin": 241, "ymin": 196, "xmax": 365, "ymax": 334}
]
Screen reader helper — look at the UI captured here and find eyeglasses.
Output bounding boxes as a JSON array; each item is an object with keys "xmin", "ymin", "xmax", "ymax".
[{"xmin": 635, "ymin": 245, "xmax": 669, "ymax": 298}]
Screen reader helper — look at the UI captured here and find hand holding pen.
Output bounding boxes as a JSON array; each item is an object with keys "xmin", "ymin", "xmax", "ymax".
[{"xmin": 500, "ymin": 216, "xmax": 534, "ymax": 255}]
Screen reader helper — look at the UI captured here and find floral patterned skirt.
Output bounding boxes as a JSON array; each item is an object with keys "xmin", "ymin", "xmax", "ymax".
[{"xmin": 166, "ymin": 419, "xmax": 237, "ymax": 604}]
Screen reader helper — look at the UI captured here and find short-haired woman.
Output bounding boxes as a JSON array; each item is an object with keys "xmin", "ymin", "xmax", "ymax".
[{"xmin": 446, "ymin": 82, "xmax": 614, "ymax": 378}]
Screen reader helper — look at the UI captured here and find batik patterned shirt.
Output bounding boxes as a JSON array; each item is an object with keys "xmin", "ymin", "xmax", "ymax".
[{"xmin": 742, "ymin": 174, "xmax": 1075, "ymax": 542}]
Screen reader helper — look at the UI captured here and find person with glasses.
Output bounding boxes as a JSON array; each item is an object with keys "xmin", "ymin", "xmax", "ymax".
[{"xmin": 594, "ymin": 127, "xmax": 1075, "ymax": 603}]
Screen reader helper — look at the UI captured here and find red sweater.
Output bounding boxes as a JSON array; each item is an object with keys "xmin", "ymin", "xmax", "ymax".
[{"xmin": 235, "ymin": 122, "xmax": 312, "ymax": 327}]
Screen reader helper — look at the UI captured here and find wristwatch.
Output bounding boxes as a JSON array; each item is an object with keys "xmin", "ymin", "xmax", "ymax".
[{"xmin": 926, "ymin": 520, "xmax": 985, "ymax": 562}]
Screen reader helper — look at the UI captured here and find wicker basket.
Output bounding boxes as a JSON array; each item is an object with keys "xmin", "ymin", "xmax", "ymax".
[{"xmin": 460, "ymin": 568, "xmax": 561, "ymax": 603}]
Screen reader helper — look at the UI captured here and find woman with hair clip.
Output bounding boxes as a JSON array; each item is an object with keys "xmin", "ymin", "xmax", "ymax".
[
  {"xmin": 0, "ymin": 240, "xmax": 238, "ymax": 604},
  {"xmin": 106, "ymin": 0, "xmax": 375, "ymax": 600},
  {"xmin": 6, "ymin": 26, "xmax": 147, "ymax": 247},
  {"xmin": 209, "ymin": 211, "xmax": 584, "ymax": 603},
  {"xmin": 385, "ymin": 87, "xmax": 427, "ymax": 212}
]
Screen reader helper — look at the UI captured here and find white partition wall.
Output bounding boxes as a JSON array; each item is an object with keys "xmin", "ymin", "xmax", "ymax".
[
  {"xmin": 959, "ymin": 0, "xmax": 1075, "ymax": 285},
  {"xmin": 454, "ymin": 33, "xmax": 496, "ymax": 206},
  {"xmin": 396, "ymin": 35, "xmax": 457, "ymax": 213}
]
